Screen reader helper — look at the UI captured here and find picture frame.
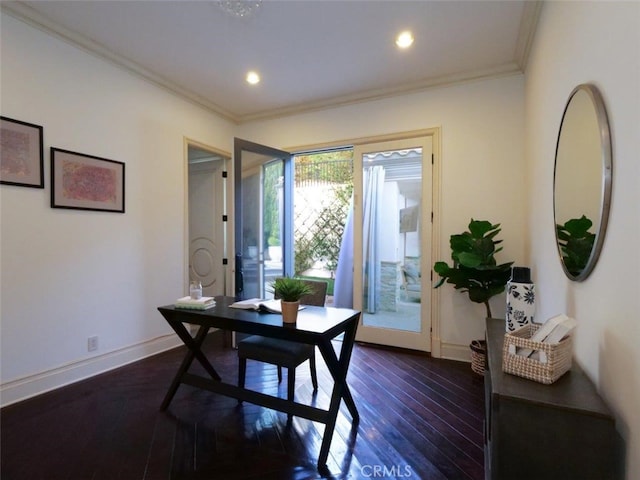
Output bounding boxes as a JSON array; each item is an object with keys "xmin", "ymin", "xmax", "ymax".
[
  {"xmin": 51, "ymin": 148, "xmax": 125, "ymax": 213},
  {"xmin": 0, "ymin": 116, "xmax": 44, "ymax": 188}
]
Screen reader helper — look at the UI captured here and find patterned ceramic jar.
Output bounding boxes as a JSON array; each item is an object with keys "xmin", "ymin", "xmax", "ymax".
[{"xmin": 506, "ymin": 266, "xmax": 535, "ymax": 332}]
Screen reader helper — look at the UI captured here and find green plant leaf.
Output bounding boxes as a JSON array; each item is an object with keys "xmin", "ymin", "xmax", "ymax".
[
  {"xmin": 450, "ymin": 234, "xmax": 473, "ymax": 254},
  {"xmin": 564, "ymin": 215, "xmax": 593, "ymax": 236},
  {"xmin": 271, "ymin": 276, "xmax": 313, "ymax": 302},
  {"xmin": 432, "ymin": 218, "xmax": 512, "ymax": 316},
  {"xmin": 457, "ymin": 252, "xmax": 482, "ymax": 268},
  {"xmin": 485, "ymin": 229, "xmax": 501, "ymax": 241},
  {"xmin": 468, "ymin": 219, "xmax": 496, "ymax": 238},
  {"xmin": 433, "ymin": 261, "xmax": 451, "ymax": 275},
  {"xmin": 468, "ymin": 286, "xmax": 491, "ymax": 304}
]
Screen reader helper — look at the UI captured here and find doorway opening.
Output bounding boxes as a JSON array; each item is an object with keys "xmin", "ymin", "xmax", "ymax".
[
  {"xmin": 187, "ymin": 141, "xmax": 229, "ymax": 298},
  {"xmin": 292, "ymin": 148, "xmax": 354, "ymax": 305},
  {"xmin": 232, "ymin": 129, "xmax": 439, "ymax": 353}
]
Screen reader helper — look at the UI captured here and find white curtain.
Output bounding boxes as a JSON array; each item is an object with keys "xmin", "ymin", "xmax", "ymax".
[
  {"xmin": 362, "ymin": 166, "xmax": 385, "ymax": 313},
  {"xmin": 334, "ymin": 166, "xmax": 385, "ymax": 311},
  {"xmin": 333, "ymin": 195, "xmax": 354, "ymax": 308}
]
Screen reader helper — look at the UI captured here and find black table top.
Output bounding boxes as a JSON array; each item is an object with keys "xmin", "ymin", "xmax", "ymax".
[{"xmin": 159, "ymin": 296, "xmax": 360, "ymax": 343}]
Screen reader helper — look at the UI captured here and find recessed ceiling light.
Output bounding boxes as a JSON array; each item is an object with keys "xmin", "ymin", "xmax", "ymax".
[
  {"xmin": 395, "ymin": 31, "xmax": 414, "ymax": 49},
  {"xmin": 246, "ymin": 71, "xmax": 260, "ymax": 85}
]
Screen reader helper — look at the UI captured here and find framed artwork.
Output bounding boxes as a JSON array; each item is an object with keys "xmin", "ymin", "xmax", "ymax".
[
  {"xmin": 0, "ymin": 116, "xmax": 44, "ymax": 188},
  {"xmin": 51, "ymin": 148, "xmax": 125, "ymax": 213}
]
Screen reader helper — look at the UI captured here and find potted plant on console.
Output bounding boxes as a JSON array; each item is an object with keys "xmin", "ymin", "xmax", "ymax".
[
  {"xmin": 433, "ymin": 219, "xmax": 513, "ymax": 374},
  {"xmin": 273, "ymin": 276, "xmax": 313, "ymax": 324}
]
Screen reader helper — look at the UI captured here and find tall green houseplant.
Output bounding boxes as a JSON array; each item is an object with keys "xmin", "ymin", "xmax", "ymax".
[{"xmin": 434, "ymin": 219, "xmax": 513, "ymax": 318}]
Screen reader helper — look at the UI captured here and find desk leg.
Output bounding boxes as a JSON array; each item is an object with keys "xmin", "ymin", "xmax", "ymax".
[
  {"xmin": 315, "ymin": 317, "xmax": 360, "ymax": 468},
  {"xmin": 160, "ymin": 324, "xmax": 218, "ymax": 410},
  {"xmin": 170, "ymin": 321, "xmax": 221, "ymax": 381},
  {"xmin": 335, "ymin": 318, "xmax": 360, "ymax": 421}
]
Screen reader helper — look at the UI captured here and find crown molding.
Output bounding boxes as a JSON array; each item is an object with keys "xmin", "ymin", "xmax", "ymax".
[
  {"xmin": 238, "ymin": 0, "xmax": 540, "ymax": 123},
  {"xmin": 1, "ymin": 2, "xmax": 241, "ymax": 124},
  {"xmin": 238, "ymin": 63, "xmax": 523, "ymax": 124},
  {"xmin": 514, "ymin": 0, "xmax": 543, "ymax": 72}
]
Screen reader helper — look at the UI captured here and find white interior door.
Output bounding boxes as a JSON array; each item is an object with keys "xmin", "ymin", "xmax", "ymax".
[
  {"xmin": 188, "ymin": 146, "xmax": 227, "ymax": 297},
  {"xmin": 353, "ymin": 136, "xmax": 433, "ymax": 351}
]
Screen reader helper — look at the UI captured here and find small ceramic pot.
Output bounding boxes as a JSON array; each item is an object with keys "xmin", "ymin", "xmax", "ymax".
[{"xmin": 280, "ymin": 300, "xmax": 300, "ymax": 323}]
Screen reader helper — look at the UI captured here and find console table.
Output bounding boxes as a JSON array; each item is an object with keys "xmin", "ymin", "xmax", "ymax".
[{"xmin": 484, "ymin": 318, "xmax": 616, "ymax": 479}]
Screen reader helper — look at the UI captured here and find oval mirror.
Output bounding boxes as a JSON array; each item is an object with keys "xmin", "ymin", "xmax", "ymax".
[{"xmin": 554, "ymin": 84, "xmax": 612, "ymax": 281}]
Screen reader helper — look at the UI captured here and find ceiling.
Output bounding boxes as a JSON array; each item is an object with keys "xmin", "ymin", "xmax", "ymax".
[{"xmin": 2, "ymin": 1, "xmax": 541, "ymax": 124}]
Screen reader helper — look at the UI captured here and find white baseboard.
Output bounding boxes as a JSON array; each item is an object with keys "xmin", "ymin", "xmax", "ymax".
[
  {"xmin": 440, "ymin": 342, "xmax": 472, "ymax": 363},
  {"xmin": 0, "ymin": 334, "xmax": 182, "ymax": 408}
]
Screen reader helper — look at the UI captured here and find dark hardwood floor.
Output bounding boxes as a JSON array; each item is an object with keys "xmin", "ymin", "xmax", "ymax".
[{"xmin": 1, "ymin": 332, "xmax": 484, "ymax": 480}]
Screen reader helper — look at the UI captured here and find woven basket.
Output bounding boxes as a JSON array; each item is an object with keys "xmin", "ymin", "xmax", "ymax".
[
  {"xmin": 470, "ymin": 339, "xmax": 486, "ymax": 376},
  {"xmin": 502, "ymin": 324, "xmax": 572, "ymax": 384}
]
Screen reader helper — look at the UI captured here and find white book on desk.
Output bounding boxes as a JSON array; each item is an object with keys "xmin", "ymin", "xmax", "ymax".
[
  {"xmin": 175, "ymin": 296, "xmax": 216, "ymax": 310},
  {"xmin": 229, "ymin": 298, "xmax": 305, "ymax": 314}
]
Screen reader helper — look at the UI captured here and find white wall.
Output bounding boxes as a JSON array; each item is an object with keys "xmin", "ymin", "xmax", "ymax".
[
  {"xmin": 238, "ymin": 74, "xmax": 526, "ymax": 359},
  {"xmin": 525, "ymin": 2, "xmax": 640, "ymax": 477},
  {"xmin": 0, "ymin": 13, "xmax": 235, "ymax": 405}
]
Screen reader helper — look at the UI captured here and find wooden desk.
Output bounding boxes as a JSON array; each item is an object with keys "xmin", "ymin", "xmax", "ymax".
[
  {"xmin": 158, "ymin": 296, "xmax": 361, "ymax": 469},
  {"xmin": 484, "ymin": 318, "xmax": 616, "ymax": 479}
]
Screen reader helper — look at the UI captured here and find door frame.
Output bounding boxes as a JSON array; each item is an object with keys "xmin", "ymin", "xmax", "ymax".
[
  {"xmin": 353, "ymin": 136, "xmax": 432, "ymax": 352},
  {"xmin": 286, "ymin": 127, "xmax": 443, "ymax": 357},
  {"xmin": 183, "ymin": 138, "xmax": 231, "ymax": 297}
]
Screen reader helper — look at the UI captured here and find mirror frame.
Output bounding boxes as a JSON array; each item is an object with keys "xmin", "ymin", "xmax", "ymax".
[{"xmin": 553, "ymin": 84, "xmax": 612, "ymax": 281}]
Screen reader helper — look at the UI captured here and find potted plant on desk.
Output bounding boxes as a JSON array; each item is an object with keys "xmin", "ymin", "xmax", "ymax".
[
  {"xmin": 272, "ymin": 276, "xmax": 313, "ymax": 323},
  {"xmin": 433, "ymin": 219, "xmax": 513, "ymax": 374}
]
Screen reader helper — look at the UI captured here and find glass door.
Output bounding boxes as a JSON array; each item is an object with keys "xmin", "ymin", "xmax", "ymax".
[
  {"xmin": 233, "ymin": 138, "xmax": 293, "ymax": 299},
  {"xmin": 353, "ymin": 137, "xmax": 433, "ymax": 351}
]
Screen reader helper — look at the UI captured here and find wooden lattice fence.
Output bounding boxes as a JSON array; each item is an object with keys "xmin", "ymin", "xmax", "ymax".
[{"xmin": 294, "ymin": 159, "xmax": 352, "ymax": 275}]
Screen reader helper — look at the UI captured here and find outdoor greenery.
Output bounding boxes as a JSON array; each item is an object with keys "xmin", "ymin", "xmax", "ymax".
[
  {"xmin": 263, "ymin": 162, "xmax": 282, "ymax": 249},
  {"xmin": 258, "ymin": 151, "xmax": 353, "ymax": 277},
  {"xmin": 433, "ymin": 219, "xmax": 513, "ymax": 318},
  {"xmin": 293, "ymin": 150, "xmax": 353, "ymax": 276},
  {"xmin": 295, "ymin": 149, "xmax": 353, "ymax": 185},
  {"xmin": 298, "ymin": 275, "xmax": 334, "ymax": 296},
  {"xmin": 261, "ymin": 151, "xmax": 353, "ymax": 276}
]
